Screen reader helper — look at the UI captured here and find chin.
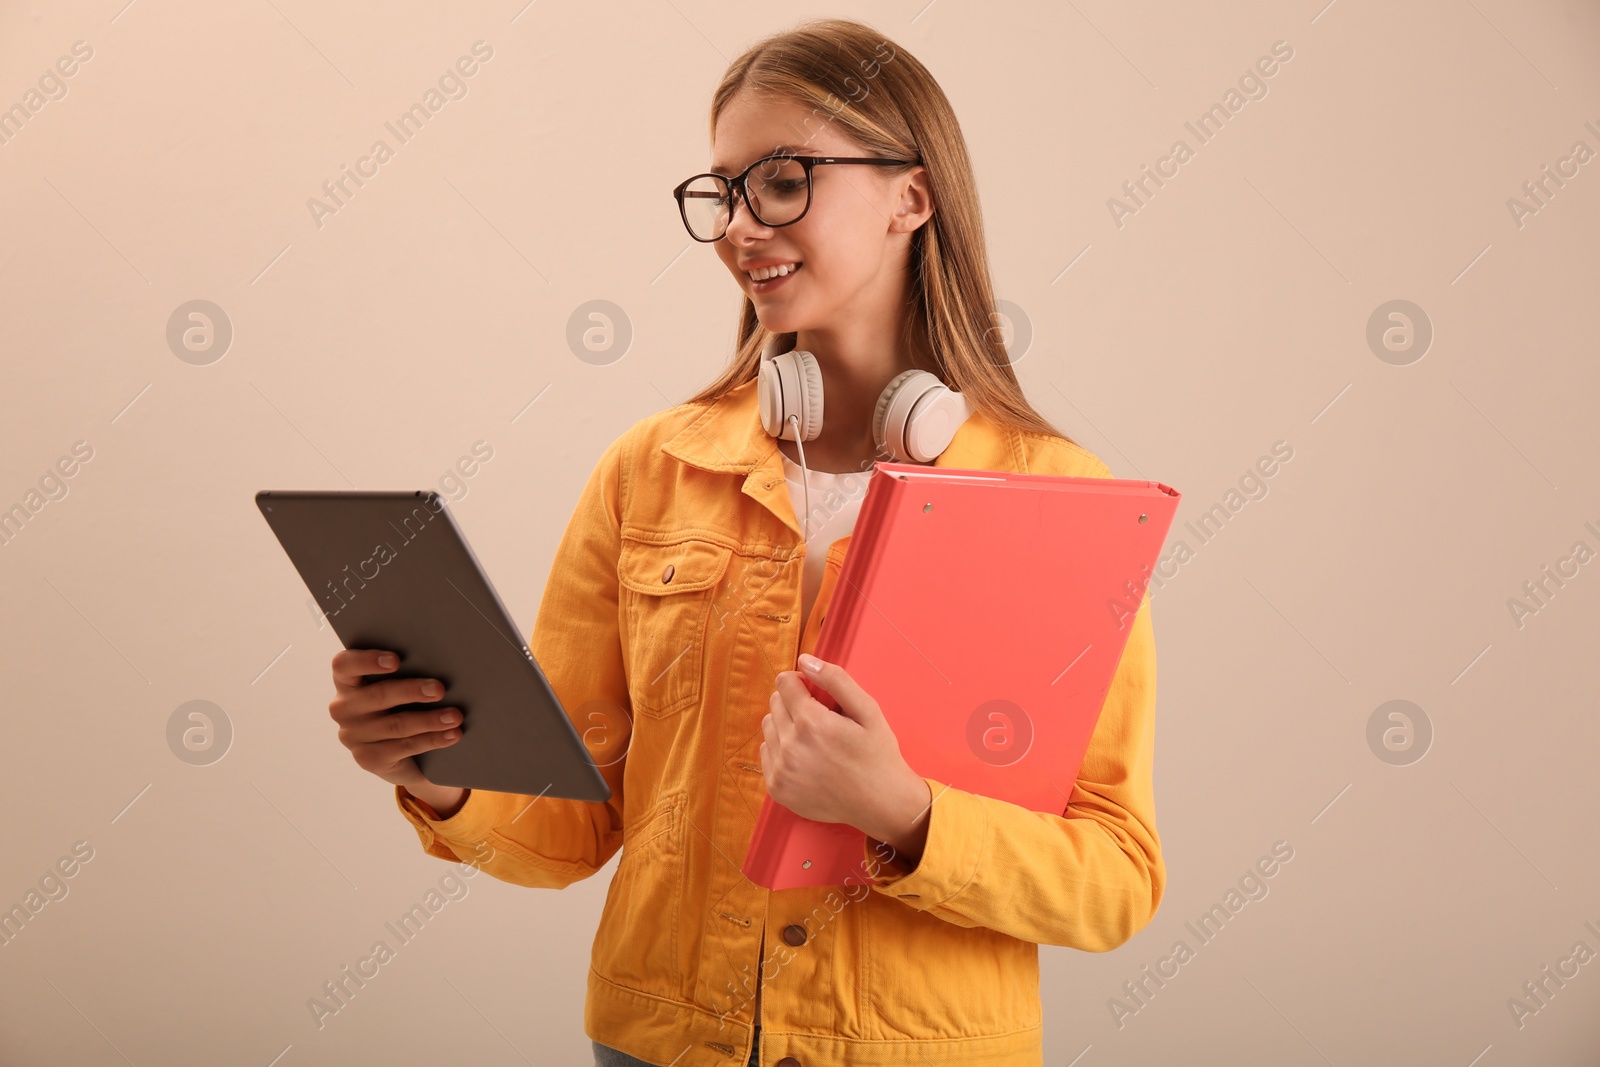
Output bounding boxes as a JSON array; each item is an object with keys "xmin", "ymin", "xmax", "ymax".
[{"xmin": 752, "ymin": 310, "xmax": 808, "ymax": 335}]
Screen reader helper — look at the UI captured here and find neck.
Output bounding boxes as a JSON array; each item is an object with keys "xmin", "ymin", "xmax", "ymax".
[{"xmin": 786, "ymin": 317, "xmax": 936, "ymax": 461}]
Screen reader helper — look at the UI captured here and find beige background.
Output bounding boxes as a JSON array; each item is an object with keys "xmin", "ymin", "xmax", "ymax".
[{"xmin": 2, "ymin": 0, "xmax": 1597, "ymax": 1063}]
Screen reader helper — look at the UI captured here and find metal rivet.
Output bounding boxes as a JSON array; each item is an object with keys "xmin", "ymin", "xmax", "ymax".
[
  {"xmin": 1138, "ymin": 513, "xmax": 1147, "ymax": 523},
  {"xmin": 661, "ymin": 564, "xmax": 674, "ymax": 583},
  {"xmin": 923, "ymin": 502, "xmax": 932, "ymax": 512},
  {"xmin": 801, "ymin": 859, "xmax": 812, "ymax": 869}
]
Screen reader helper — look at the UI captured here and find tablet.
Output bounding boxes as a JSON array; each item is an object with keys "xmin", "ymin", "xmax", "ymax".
[{"xmin": 256, "ymin": 489, "xmax": 610, "ymax": 801}]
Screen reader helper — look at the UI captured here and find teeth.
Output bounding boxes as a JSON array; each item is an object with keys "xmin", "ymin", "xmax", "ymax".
[{"xmin": 748, "ymin": 262, "xmax": 801, "ymax": 282}]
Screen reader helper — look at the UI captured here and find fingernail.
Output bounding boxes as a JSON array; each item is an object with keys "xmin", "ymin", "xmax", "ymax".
[
  {"xmin": 423, "ymin": 681, "xmax": 444, "ymax": 698},
  {"xmin": 798, "ymin": 653, "xmax": 822, "ymax": 673},
  {"xmin": 378, "ymin": 652, "xmax": 397, "ymax": 668},
  {"xmin": 440, "ymin": 710, "xmax": 460, "ymax": 725}
]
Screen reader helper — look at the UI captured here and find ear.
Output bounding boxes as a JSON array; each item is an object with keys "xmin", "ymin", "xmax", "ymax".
[{"xmin": 892, "ymin": 165, "xmax": 935, "ymax": 234}]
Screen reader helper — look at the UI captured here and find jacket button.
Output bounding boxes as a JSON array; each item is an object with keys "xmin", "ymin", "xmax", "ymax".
[
  {"xmin": 661, "ymin": 564, "xmax": 674, "ymax": 583},
  {"xmin": 776, "ymin": 1059, "xmax": 801, "ymax": 1067},
  {"xmin": 781, "ymin": 923, "xmax": 806, "ymax": 947}
]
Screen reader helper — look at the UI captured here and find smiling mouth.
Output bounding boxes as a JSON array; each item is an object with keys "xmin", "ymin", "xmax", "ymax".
[{"xmin": 746, "ymin": 262, "xmax": 803, "ymax": 284}]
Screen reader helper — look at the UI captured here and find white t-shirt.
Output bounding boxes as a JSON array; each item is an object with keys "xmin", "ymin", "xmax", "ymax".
[{"xmin": 781, "ymin": 453, "xmax": 870, "ymax": 632}]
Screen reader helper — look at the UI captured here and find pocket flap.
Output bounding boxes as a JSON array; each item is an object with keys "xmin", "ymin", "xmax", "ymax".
[{"xmin": 618, "ymin": 537, "xmax": 733, "ymax": 595}]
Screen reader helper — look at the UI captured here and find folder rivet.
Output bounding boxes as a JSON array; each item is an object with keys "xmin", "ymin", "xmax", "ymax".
[
  {"xmin": 1138, "ymin": 513, "xmax": 1147, "ymax": 523},
  {"xmin": 801, "ymin": 860, "xmax": 812, "ymax": 869},
  {"xmin": 923, "ymin": 502, "xmax": 933, "ymax": 513},
  {"xmin": 661, "ymin": 564, "xmax": 675, "ymax": 583}
]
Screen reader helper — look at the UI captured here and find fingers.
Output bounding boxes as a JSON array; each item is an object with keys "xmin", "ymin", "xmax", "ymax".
[
  {"xmin": 338, "ymin": 704, "xmax": 461, "ymax": 746},
  {"xmin": 329, "ymin": 648, "xmax": 465, "ymax": 787},
  {"xmin": 332, "ymin": 648, "xmax": 399, "ymax": 691},
  {"xmin": 329, "ymin": 676, "xmax": 447, "ymax": 721},
  {"xmin": 350, "ymin": 720, "xmax": 464, "ymax": 778},
  {"xmin": 767, "ymin": 687, "xmax": 793, "ymax": 737},
  {"xmin": 793, "ymin": 658, "xmax": 876, "ymax": 723}
]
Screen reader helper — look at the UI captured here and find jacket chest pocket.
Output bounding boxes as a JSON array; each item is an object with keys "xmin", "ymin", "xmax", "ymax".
[{"xmin": 618, "ymin": 535, "xmax": 733, "ymax": 719}]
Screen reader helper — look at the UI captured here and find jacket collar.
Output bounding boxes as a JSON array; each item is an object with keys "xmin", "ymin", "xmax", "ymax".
[{"xmin": 659, "ymin": 375, "xmax": 1028, "ymax": 538}]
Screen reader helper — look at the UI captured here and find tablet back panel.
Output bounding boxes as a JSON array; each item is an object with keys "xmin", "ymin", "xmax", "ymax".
[{"xmin": 256, "ymin": 489, "xmax": 609, "ymax": 801}]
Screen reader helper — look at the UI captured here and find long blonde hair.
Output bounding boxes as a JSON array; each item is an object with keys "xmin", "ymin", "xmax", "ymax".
[{"xmin": 682, "ymin": 16, "xmax": 1076, "ymax": 446}]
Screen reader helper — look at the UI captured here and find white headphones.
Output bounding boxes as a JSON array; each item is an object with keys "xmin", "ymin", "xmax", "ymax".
[
  {"xmin": 757, "ymin": 332, "xmax": 974, "ymax": 539},
  {"xmin": 756, "ymin": 333, "xmax": 973, "ymax": 465}
]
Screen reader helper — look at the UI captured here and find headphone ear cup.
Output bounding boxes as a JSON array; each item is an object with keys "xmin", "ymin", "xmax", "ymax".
[
  {"xmin": 876, "ymin": 371, "xmax": 973, "ymax": 463},
  {"xmin": 759, "ymin": 346, "xmax": 824, "ymax": 441},
  {"xmin": 789, "ymin": 349, "xmax": 824, "ymax": 442},
  {"xmin": 872, "ymin": 369, "xmax": 925, "ymax": 462}
]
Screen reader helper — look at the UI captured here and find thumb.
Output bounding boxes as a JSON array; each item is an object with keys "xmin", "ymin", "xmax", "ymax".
[{"xmin": 797, "ymin": 653, "xmax": 880, "ymax": 725}]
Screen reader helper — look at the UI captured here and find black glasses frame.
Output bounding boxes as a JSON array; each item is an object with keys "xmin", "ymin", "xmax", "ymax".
[{"xmin": 672, "ymin": 153, "xmax": 922, "ymax": 242}]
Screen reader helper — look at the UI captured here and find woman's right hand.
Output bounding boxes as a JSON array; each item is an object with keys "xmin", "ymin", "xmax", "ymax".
[{"xmin": 329, "ymin": 649, "xmax": 468, "ymax": 817}]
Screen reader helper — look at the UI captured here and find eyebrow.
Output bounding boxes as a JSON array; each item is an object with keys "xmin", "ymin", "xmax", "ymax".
[{"xmin": 708, "ymin": 144, "xmax": 809, "ymax": 174}]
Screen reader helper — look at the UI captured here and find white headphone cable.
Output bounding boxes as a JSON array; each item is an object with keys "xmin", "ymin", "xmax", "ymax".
[{"xmin": 787, "ymin": 412, "xmax": 811, "ymax": 541}]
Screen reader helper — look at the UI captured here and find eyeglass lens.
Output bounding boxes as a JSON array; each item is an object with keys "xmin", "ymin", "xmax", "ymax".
[{"xmin": 681, "ymin": 157, "xmax": 809, "ymax": 240}]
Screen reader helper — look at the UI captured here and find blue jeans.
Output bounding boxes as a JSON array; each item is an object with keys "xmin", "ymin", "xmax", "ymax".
[{"xmin": 593, "ymin": 1024, "xmax": 760, "ymax": 1067}]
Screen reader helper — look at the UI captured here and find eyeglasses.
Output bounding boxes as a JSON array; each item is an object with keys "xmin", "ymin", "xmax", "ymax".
[{"xmin": 672, "ymin": 153, "xmax": 922, "ymax": 242}]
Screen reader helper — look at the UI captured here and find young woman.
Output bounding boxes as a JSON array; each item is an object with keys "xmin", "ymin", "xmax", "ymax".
[{"xmin": 327, "ymin": 17, "xmax": 1163, "ymax": 1067}]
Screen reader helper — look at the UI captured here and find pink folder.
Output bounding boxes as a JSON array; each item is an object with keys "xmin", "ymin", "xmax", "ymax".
[{"xmin": 740, "ymin": 460, "xmax": 1181, "ymax": 891}]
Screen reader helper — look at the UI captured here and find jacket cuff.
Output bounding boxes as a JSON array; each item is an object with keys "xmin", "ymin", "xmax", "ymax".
[
  {"xmin": 863, "ymin": 776, "xmax": 986, "ymax": 909},
  {"xmin": 395, "ymin": 785, "xmax": 492, "ymax": 861}
]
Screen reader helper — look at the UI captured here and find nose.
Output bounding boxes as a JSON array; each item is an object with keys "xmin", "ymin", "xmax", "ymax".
[{"xmin": 722, "ymin": 183, "xmax": 772, "ymax": 242}]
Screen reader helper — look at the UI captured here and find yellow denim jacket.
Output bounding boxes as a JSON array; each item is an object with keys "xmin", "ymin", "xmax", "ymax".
[{"xmin": 395, "ymin": 375, "xmax": 1164, "ymax": 1067}]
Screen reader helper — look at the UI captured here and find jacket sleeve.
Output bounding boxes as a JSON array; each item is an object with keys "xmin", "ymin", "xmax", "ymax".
[
  {"xmin": 393, "ymin": 428, "xmax": 633, "ymax": 890},
  {"xmin": 861, "ymin": 462, "xmax": 1165, "ymax": 952}
]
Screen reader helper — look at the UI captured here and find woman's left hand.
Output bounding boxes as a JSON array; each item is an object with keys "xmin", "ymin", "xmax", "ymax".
[{"xmin": 760, "ymin": 653, "xmax": 933, "ymax": 851}]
